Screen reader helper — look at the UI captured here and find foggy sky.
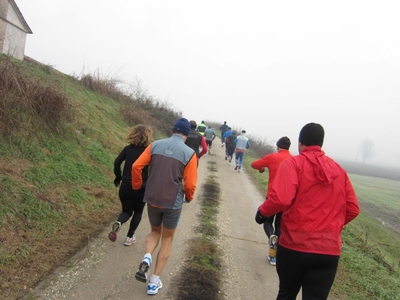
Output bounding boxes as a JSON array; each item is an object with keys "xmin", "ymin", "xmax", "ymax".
[{"xmin": 16, "ymin": 0, "xmax": 400, "ymax": 167}]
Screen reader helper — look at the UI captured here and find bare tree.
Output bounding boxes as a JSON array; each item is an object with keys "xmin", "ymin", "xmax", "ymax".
[{"xmin": 359, "ymin": 138, "xmax": 375, "ymax": 163}]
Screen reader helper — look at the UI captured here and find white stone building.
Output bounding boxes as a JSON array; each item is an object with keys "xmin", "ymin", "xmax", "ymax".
[{"xmin": 0, "ymin": 0, "xmax": 32, "ymax": 60}]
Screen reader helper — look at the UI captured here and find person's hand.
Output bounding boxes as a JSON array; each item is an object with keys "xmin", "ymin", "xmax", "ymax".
[
  {"xmin": 259, "ymin": 167, "xmax": 265, "ymax": 173},
  {"xmin": 255, "ymin": 207, "xmax": 268, "ymax": 224},
  {"xmin": 184, "ymin": 197, "xmax": 191, "ymax": 203},
  {"xmin": 113, "ymin": 177, "xmax": 121, "ymax": 187}
]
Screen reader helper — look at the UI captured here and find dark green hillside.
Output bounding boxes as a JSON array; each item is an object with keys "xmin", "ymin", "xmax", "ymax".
[{"xmin": 0, "ymin": 55, "xmax": 181, "ymax": 300}]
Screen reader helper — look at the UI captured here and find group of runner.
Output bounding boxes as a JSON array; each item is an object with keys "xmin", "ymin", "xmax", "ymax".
[{"xmin": 110, "ymin": 118, "xmax": 360, "ymax": 299}]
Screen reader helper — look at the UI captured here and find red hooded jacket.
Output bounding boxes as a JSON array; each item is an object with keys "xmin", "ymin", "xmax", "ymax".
[
  {"xmin": 259, "ymin": 146, "xmax": 360, "ymax": 255},
  {"xmin": 251, "ymin": 149, "xmax": 292, "ymax": 197}
]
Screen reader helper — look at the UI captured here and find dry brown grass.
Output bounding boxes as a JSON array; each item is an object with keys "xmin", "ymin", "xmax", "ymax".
[
  {"xmin": 0, "ymin": 56, "xmax": 72, "ymax": 137},
  {"xmin": 79, "ymin": 71, "xmax": 182, "ymax": 137}
]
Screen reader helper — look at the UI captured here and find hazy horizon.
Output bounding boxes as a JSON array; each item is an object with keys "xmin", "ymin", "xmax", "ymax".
[{"xmin": 16, "ymin": 0, "xmax": 400, "ymax": 168}]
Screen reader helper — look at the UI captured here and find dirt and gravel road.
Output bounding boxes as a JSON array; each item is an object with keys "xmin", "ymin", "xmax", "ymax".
[{"xmin": 25, "ymin": 139, "xmax": 284, "ymax": 300}]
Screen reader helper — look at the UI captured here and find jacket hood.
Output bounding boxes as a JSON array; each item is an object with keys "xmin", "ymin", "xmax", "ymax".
[{"xmin": 301, "ymin": 146, "xmax": 340, "ymax": 184}]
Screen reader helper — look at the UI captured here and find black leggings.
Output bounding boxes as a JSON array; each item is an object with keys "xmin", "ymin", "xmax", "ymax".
[
  {"xmin": 117, "ymin": 184, "xmax": 146, "ymax": 238},
  {"xmin": 227, "ymin": 146, "xmax": 235, "ymax": 158},
  {"xmin": 276, "ymin": 246, "xmax": 339, "ymax": 300},
  {"xmin": 263, "ymin": 212, "xmax": 282, "ymax": 239}
]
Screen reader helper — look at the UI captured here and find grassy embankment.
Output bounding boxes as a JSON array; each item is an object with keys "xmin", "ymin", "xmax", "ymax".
[
  {"xmin": 2, "ymin": 54, "xmax": 399, "ymax": 299},
  {"xmin": 243, "ymin": 150, "xmax": 400, "ymax": 300},
  {"xmin": 0, "ymin": 55, "xmax": 180, "ymax": 300}
]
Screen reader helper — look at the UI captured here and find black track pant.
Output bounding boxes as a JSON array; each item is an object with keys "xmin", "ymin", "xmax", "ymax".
[
  {"xmin": 276, "ymin": 246, "xmax": 339, "ymax": 300},
  {"xmin": 263, "ymin": 212, "xmax": 282, "ymax": 239},
  {"xmin": 117, "ymin": 184, "xmax": 146, "ymax": 238}
]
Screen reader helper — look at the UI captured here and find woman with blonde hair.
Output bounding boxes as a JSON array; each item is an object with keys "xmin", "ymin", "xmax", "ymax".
[{"xmin": 110, "ymin": 124, "xmax": 153, "ymax": 245}]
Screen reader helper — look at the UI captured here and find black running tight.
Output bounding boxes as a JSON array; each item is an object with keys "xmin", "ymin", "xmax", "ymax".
[
  {"xmin": 117, "ymin": 184, "xmax": 146, "ymax": 237},
  {"xmin": 276, "ymin": 246, "xmax": 339, "ymax": 300}
]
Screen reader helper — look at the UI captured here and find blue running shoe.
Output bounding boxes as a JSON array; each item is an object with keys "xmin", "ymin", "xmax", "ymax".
[
  {"xmin": 270, "ymin": 257, "xmax": 276, "ymax": 266},
  {"xmin": 147, "ymin": 279, "xmax": 163, "ymax": 295}
]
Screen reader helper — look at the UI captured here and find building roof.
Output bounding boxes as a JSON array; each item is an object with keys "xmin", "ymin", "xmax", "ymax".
[{"xmin": 9, "ymin": 0, "xmax": 33, "ymax": 34}]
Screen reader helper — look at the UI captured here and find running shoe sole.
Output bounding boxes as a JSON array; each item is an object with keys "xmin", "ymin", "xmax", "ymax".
[
  {"xmin": 108, "ymin": 231, "xmax": 117, "ymax": 242},
  {"xmin": 135, "ymin": 261, "xmax": 149, "ymax": 283}
]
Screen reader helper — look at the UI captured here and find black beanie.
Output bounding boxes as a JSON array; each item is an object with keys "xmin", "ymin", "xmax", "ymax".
[
  {"xmin": 299, "ymin": 123, "xmax": 325, "ymax": 147},
  {"xmin": 276, "ymin": 136, "xmax": 291, "ymax": 150},
  {"xmin": 189, "ymin": 120, "xmax": 197, "ymax": 129}
]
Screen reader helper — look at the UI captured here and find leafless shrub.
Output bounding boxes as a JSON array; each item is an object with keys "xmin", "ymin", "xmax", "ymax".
[
  {"xmin": 0, "ymin": 56, "xmax": 72, "ymax": 136},
  {"xmin": 80, "ymin": 73, "xmax": 127, "ymax": 102},
  {"xmin": 248, "ymin": 135, "xmax": 276, "ymax": 158},
  {"xmin": 79, "ymin": 71, "xmax": 182, "ymax": 136}
]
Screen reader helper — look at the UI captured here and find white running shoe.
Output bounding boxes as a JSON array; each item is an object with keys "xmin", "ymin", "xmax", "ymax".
[
  {"xmin": 124, "ymin": 236, "xmax": 136, "ymax": 246},
  {"xmin": 270, "ymin": 257, "xmax": 277, "ymax": 266},
  {"xmin": 147, "ymin": 279, "xmax": 163, "ymax": 295}
]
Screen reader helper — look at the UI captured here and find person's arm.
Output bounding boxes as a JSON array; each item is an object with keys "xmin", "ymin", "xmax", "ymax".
[
  {"xmin": 183, "ymin": 154, "xmax": 198, "ymax": 201},
  {"xmin": 131, "ymin": 145, "xmax": 152, "ymax": 190},
  {"xmin": 199, "ymin": 136, "xmax": 208, "ymax": 158},
  {"xmin": 251, "ymin": 155, "xmax": 271, "ymax": 172},
  {"xmin": 113, "ymin": 148, "xmax": 126, "ymax": 186},
  {"xmin": 344, "ymin": 174, "xmax": 360, "ymax": 225},
  {"xmin": 259, "ymin": 158, "xmax": 296, "ymax": 217}
]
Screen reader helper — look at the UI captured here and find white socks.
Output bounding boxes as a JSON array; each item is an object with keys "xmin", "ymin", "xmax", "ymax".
[
  {"xmin": 149, "ymin": 274, "xmax": 160, "ymax": 284},
  {"xmin": 143, "ymin": 253, "xmax": 152, "ymax": 266}
]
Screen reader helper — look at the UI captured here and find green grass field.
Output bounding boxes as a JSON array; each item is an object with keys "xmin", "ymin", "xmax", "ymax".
[{"xmin": 243, "ymin": 151, "xmax": 400, "ymax": 300}]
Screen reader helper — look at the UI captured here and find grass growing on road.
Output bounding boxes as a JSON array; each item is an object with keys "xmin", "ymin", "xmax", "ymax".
[{"xmin": 173, "ymin": 161, "xmax": 223, "ymax": 300}]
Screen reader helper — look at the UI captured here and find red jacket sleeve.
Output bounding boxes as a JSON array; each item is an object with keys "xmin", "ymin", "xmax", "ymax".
[
  {"xmin": 259, "ymin": 158, "xmax": 297, "ymax": 216},
  {"xmin": 199, "ymin": 136, "xmax": 208, "ymax": 158},
  {"xmin": 251, "ymin": 155, "xmax": 272, "ymax": 170},
  {"xmin": 344, "ymin": 174, "xmax": 360, "ymax": 225}
]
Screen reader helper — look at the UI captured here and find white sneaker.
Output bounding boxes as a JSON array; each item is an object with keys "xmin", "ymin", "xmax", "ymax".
[
  {"xmin": 147, "ymin": 279, "xmax": 163, "ymax": 295},
  {"xmin": 124, "ymin": 236, "xmax": 136, "ymax": 246},
  {"xmin": 270, "ymin": 257, "xmax": 277, "ymax": 266}
]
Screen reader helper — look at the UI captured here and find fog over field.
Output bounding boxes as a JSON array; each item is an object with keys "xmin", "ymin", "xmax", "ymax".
[{"xmin": 17, "ymin": 0, "xmax": 400, "ymax": 167}]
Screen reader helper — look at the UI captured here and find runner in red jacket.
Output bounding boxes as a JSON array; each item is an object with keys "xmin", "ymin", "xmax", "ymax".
[
  {"xmin": 255, "ymin": 122, "xmax": 360, "ymax": 300},
  {"xmin": 251, "ymin": 136, "xmax": 292, "ymax": 265}
]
